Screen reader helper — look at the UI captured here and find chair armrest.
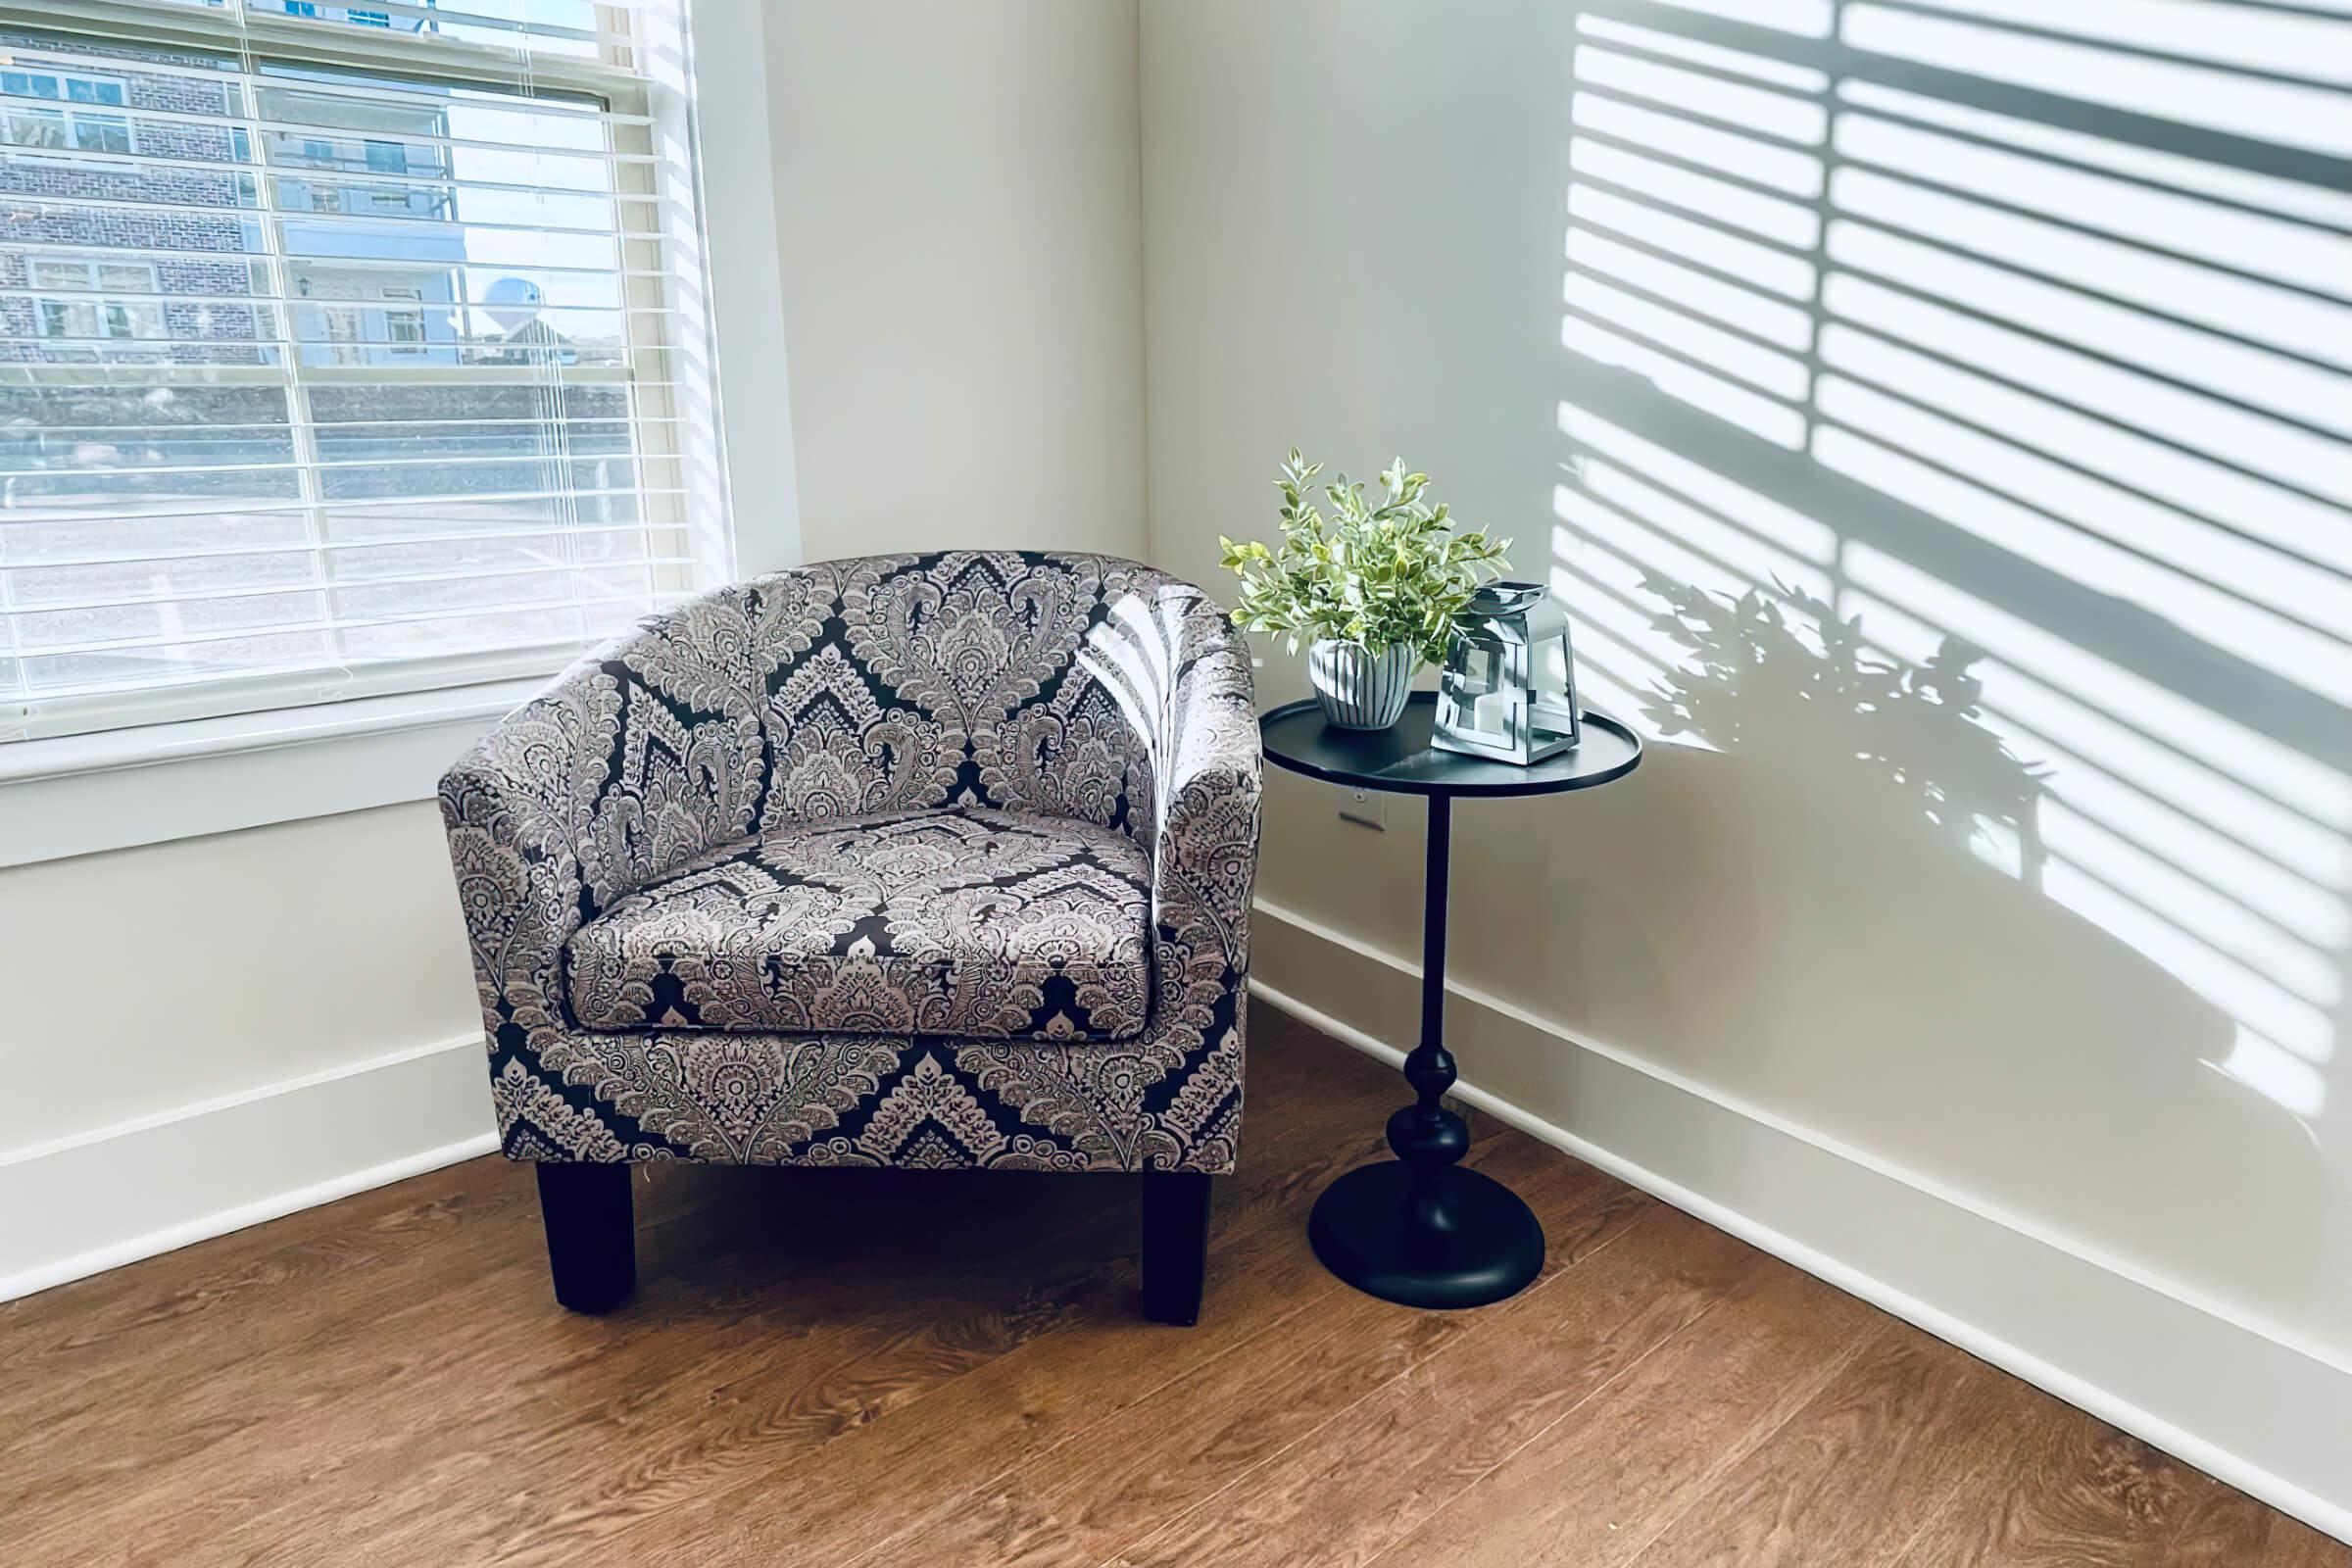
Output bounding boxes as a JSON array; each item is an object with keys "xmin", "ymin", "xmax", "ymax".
[
  {"xmin": 438, "ymin": 675, "xmax": 616, "ymax": 1054},
  {"xmin": 1143, "ymin": 605, "xmax": 1263, "ymax": 1015}
]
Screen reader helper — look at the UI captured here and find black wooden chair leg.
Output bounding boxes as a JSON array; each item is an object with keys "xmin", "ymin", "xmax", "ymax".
[
  {"xmin": 536, "ymin": 1161, "xmax": 635, "ymax": 1314},
  {"xmin": 1140, "ymin": 1170, "xmax": 1213, "ymax": 1325}
]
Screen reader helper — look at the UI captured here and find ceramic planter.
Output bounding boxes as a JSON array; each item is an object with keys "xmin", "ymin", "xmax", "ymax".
[{"xmin": 1308, "ymin": 638, "xmax": 1417, "ymax": 729}]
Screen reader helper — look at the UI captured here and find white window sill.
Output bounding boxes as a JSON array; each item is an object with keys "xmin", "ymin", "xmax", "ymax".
[{"xmin": 0, "ymin": 679, "xmax": 546, "ymax": 868}]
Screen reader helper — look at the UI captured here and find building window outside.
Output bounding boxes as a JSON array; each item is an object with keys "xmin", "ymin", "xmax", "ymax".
[
  {"xmin": 27, "ymin": 256, "xmax": 164, "ymax": 345},
  {"xmin": 320, "ymin": 303, "xmax": 362, "ymax": 364},
  {"xmin": 381, "ymin": 286, "xmax": 426, "ymax": 354},
  {"xmin": 0, "ymin": 69, "xmax": 135, "ymax": 155}
]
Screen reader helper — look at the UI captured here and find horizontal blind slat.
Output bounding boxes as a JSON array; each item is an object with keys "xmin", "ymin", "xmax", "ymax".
[
  {"xmin": 16, "ymin": 585, "xmax": 673, "ymax": 659},
  {"xmin": 0, "ymin": 0, "xmax": 658, "ymax": 58},
  {"xmin": 0, "ymin": 239, "xmax": 684, "ymax": 281},
  {"xmin": 0, "ymin": 34, "xmax": 647, "ymax": 110},
  {"xmin": 6, "ymin": 647, "xmax": 562, "ymax": 720},
  {"xmin": 0, "ymin": 484, "xmax": 689, "ymax": 524},
  {"xmin": 0, "ymin": 414, "xmax": 670, "ymax": 436},
  {"xmin": 0, "ymin": 79, "xmax": 642, "ymax": 135},
  {"xmin": 0, "ymin": 141, "xmax": 674, "ymax": 202},
  {"xmin": 0, "ymin": 446, "xmax": 682, "ymax": 480},
  {"xmin": 7, "ymin": 519, "xmax": 680, "ymax": 570},
  {"xmin": 1, "ymin": 193, "xmax": 679, "ymax": 242},
  {"xmin": 11, "ymin": 556, "xmax": 698, "ymax": 615},
  {"xmin": 12, "ymin": 611, "xmax": 692, "ymax": 708},
  {"xmin": 0, "ymin": 295, "xmax": 693, "ymax": 324}
]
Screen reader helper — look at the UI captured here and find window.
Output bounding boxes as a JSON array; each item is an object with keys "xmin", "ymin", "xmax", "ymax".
[
  {"xmin": 29, "ymin": 257, "xmax": 160, "ymax": 295},
  {"xmin": 320, "ymin": 303, "xmax": 363, "ymax": 362},
  {"xmin": 26, "ymin": 257, "xmax": 165, "ymax": 346},
  {"xmin": 0, "ymin": 68, "xmax": 134, "ymax": 155},
  {"xmin": 380, "ymin": 286, "xmax": 427, "ymax": 354},
  {"xmin": 0, "ymin": 0, "xmax": 724, "ymax": 742}
]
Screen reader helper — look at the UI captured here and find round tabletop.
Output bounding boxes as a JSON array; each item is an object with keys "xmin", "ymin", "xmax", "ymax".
[{"xmin": 1259, "ymin": 690, "xmax": 1642, "ymax": 799}]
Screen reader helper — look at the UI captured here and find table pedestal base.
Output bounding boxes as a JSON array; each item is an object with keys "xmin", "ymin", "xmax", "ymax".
[{"xmin": 1307, "ymin": 1159, "xmax": 1545, "ymax": 1310}]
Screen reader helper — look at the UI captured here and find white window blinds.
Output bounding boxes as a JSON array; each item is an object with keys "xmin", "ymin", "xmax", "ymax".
[{"xmin": 0, "ymin": 0, "xmax": 727, "ymax": 741}]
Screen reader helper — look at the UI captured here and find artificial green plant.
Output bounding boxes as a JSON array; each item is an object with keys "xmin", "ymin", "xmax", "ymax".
[{"xmin": 1218, "ymin": 449, "xmax": 1509, "ymax": 665}]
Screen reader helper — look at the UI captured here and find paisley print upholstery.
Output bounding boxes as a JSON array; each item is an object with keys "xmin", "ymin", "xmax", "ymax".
[
  {"xmin": 564, "ymin": 806, "xmax": 1153, "ymax": 1043},
  {"xmin": 440, "ymin": 551, "xmax": 1261, "ymax": 1173}
]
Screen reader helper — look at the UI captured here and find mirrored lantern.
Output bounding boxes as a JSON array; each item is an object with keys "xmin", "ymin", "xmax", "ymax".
[{"xmin": 1433, "ymin": 581, "xmax": 1582, "ymax": 765}]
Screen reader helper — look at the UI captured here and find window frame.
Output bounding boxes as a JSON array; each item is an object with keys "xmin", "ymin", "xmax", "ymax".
[
  {"xmin": 25, "ymin": 254, "xmax": 165, "ymax": 346},
  {"xmin": 0, "ymin": 64, "xmax": 137, "ymax": 157},
  {"xmin": 378, "ymin": 283, "xmax": 426, "ymax": 353}
]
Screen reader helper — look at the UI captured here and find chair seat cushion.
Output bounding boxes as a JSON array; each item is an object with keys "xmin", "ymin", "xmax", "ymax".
[{"xmin": 564, "ymin": 808, "xmax": 1152, "ymax": 1042}]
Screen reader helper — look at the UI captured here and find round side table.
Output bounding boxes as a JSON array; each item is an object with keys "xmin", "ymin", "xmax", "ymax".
[{"xmin": 1259, "ymin": 689, "xmax": 1642, "ymax": 1309}]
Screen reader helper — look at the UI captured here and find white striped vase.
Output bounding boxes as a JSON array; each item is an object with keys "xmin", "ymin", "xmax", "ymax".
[{"xmin": 1308, "ymin": 639, "xmax": 1419, "ymax": 730}]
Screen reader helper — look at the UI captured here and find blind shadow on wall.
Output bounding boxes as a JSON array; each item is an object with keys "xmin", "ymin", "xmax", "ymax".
[{"xmin": 1544, "ymin": 0, "xmax": 2350, "ymax": 1337}]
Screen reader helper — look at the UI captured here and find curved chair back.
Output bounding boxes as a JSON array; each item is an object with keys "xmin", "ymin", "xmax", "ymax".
[{"xmin": 526, "ymin": 550, "xmax": 1232, "ymax": 918}]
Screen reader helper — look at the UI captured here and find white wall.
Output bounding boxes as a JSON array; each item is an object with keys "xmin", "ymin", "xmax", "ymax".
[
  {"xmin": 0, "ymin": 806, "xmax": 478, "ymax": 1135},
  {"xmin": 1142, "ymin": 0, "xmax": 2352, "ymax": 1533},
  {"xmin": 0, "ymin": 803, "xmax": 496, "ymax": 1299},
  {"xmin": 0, "ymin": 0, "xmax": 1152, "ymax": 1299},
  {"xmin": 764, "ymin": 0, "xmax": 1148, "ymax": 564}
]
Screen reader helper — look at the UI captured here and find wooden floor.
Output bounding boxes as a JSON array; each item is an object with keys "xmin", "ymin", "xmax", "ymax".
[{"xmin": 3, "ymin": 1008, "xmax": 2340, "ymax": 1567}]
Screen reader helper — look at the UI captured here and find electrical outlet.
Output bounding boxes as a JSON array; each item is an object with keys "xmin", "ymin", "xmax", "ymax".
[{"xmin": 1339, "ymin": 788, "xmax": 1386, "ymax": 831}]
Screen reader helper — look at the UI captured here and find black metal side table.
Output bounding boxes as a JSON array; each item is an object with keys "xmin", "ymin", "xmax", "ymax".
[{"xmin": 1259, "ymin": 689, "xmax": 1642, "ymax": 1309}]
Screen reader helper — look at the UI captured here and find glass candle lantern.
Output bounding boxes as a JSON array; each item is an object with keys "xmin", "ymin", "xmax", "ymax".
[{"xmin": 1432, "ymin": 581, "xmax": 1583, "ymax": 765}]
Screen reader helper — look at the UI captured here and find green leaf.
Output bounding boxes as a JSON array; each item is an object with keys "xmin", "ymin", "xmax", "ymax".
[{"xmin": 1219, "ymin": 449, "xmax": 1507, "ymax": 655}]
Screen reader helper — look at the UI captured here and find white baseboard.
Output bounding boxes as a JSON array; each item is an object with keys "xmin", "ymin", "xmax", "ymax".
[
  {"xmin": 0, "ymin": 1034, "xmax": 498, "ymax": 1305},
  {"xmin": 1250, "ymin": 899, "xmax": 2352, "ymax": 1547}
]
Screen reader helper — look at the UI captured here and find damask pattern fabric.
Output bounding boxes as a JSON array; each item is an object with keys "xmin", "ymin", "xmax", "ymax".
[
  {"xmin": 564, "ymin": 807, "xmax": 1153, "ymax": 1043},
  {"xmin": 440, "ymin": 551, "xmax": 1261, "ymax": 1174}
]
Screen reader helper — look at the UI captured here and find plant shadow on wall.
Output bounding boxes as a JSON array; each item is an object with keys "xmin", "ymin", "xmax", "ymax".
[
  {"xmin": 1639, "ymin": 573, "xmax": 2045, "ymax": 875},
  {"xmin": 1544, "ymin": 0, "xmax": 2352, "ymax": 1339}
]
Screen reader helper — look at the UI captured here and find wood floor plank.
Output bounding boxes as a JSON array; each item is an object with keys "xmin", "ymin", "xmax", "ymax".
[
  {"xmin": 1610, "ymin": 1320, "xmax": 2028, "ymax": 1567},
  {"xmin": 1105, "ymin": 1202, "xmax": 1773, "ymax": 1568},
  {"xmin": 0, "ymin": 1156, "xmax": 539, "ymax": 1431},
  {"xmin": 1889, "ymin": 1397, "xmax": 2349, "ymax": 1567},
  {"xmin": 15, "ymin": 1159, "xmax": 1127, "ymax": 1560},
  {"xmin": 848, "ymin": 1153, "xmax": 1644, "ymax": 1568},
  {"xmin": 0, "ymin": 1118, "xmax": 971, "ymax": 1473},
  {"xmin": 473, "ymin": 1128, "xmax": 1401, "ymax": 1568},
  {"xmin": 0, "ymin": 1005, "xmax": 2336, "ymax": 1568},
  {"xmin": 2256, "ymin": 1511, "xmax": 2352, "ymax": 1568},
  {"xmin": 1369, "ymin": 1256, "xmax": 1887, "ymax": 1568},
  {"xmin": 476, "ymin": 1089, "xmax": 1565, "ymax": 1565}
]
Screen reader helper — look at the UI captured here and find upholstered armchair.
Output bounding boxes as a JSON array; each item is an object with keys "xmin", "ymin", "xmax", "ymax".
[{"xmin": 439, "ymin": 552, "xmax": 1261, "ymax": 1323}]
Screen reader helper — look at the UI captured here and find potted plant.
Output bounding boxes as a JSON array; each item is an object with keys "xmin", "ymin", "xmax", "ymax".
[{"xmin": 1220, "ymin": 450, "xmax": 1509, "ymax": 729}]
